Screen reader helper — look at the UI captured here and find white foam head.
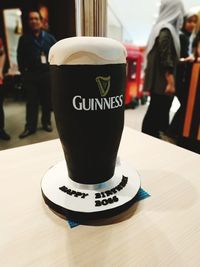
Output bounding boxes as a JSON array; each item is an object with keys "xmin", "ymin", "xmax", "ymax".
[{"xmin": 49, "ymin": 37, "xmax": 127, "ymax": 65}]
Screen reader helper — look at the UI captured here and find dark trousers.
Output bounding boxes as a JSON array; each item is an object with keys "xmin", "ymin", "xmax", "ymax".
[
  {"xmin": 142, "ymin": 93, "xmax": 174, "ymax": 138},
  {"xmin": 24, "ymin": 71, "xmax": 51, "ymax": 132},
  {"xmin": 168, "ymin": 89, "xmax": 188, "ymax": 138},
  {"xmin": 168, "ymin": 98, "xmax": 185, "ymax": 138},
  {"xmin": 0, "ymin": 85, "xmax": 5, "ymax": 129},
  {"xmin": 168, "ymin": 106, "xmax": 181, "ymax": 137},
  {"xmin": 178, "ymin": 137, "xmax": 200, "ymax": 154}
]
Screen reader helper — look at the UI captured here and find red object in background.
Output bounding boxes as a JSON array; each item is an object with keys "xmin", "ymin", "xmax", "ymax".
[
  {"xmin": 0, "ymin": 38, "xmax": 4, "ymax": 85},
  {"xmin": 39, "ymin": 5, "xmax": 49, "ymax": 31},
  {"xmin": 0, "ymin": 38, "xmax": 3, "ymax": 48},
  {"xmin": 124, "ymin": 44, "xmax": 145, "ymax": 107}
]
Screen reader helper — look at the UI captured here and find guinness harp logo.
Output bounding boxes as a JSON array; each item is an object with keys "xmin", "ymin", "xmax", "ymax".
[{"xmin": 96, "ymin": 76, "xmax": 111, "ymax": 97}]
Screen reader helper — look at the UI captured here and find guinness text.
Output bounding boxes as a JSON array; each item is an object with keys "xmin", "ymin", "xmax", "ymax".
[{"xmin": 72, "ymin": 95, "xmax": 123, "ymax": 111}]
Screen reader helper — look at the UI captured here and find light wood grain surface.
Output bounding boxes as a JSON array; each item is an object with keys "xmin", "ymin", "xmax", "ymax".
[{"xmin": 0, "ymin": 127, "xmax": 200, "ymax": 267}]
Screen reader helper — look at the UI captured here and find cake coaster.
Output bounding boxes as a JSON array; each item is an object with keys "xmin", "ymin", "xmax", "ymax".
[{"xmin": 41, "ymin": 159, "xmax": 141, "ymax": 221}]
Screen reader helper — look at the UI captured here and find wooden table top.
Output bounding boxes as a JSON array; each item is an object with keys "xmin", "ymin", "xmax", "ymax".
[{"xmin": 1, "ymin": 127, "xmax": 200, "ymax": 267}]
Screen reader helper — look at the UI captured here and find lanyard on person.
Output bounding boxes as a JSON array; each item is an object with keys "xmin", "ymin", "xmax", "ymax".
[{"xmin": 32, "ymin": 31, "xmax": 47, "ymax": 64}]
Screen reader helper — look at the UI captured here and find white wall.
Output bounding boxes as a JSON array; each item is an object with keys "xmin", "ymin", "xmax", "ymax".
[{"xmin": 108, "ymin": 0, "xmax": 200, "ymax": 45}]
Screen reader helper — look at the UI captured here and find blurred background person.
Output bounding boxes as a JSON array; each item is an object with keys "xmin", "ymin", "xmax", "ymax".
[
  {"xmin": 0, "ymin": 37, "xmax": 10, "ymax": 141},
  {"xmin": 17, "ymin": 10, "xmax": 56, "ymax": 139},
  {"xmin": 176, "ymin": 7, "xmax": 200, "ymax": 154},
  {"xmin": 142, "ymin": 0, "xmax": 185, "ymax": 139},
  {"xmin": 192, "ymin": 9, "xmax": 200, "ymax": 59},
  {"xmin": 168, "ymin": 10, "xmax": 198, "ymax": 140}
]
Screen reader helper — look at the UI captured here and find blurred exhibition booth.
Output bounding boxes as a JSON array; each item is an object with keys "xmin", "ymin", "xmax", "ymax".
[{"xmin": 0, "ymin": 0, "xmax": 200, "ymax": 98}]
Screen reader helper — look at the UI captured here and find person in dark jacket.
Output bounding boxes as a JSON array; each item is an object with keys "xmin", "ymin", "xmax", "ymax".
[
  {"xmin": 17, "ymin": 10, "xmax": 56, "ymax": 138},
  {"xmin": 176, "ymin": 9, "xmax": 200, "ymax": 154},
  {"xmin": 142, "ymin": 0, "xmax": 185, "ymax": 139},
  {"xmin": 168, "ymin": 11, "xmax": 197, "ymax": 139}
]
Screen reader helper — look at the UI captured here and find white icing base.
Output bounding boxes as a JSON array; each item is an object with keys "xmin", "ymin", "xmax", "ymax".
[
  {"xmin": 49, "ymin": 37, "xmax": 127, "ymax": 65},
  {"xmin": 41, "ymin": 159, "xmax": 140, "ymax": 220}
]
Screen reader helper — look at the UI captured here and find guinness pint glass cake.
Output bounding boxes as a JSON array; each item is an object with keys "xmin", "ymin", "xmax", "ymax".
[{"xmin": 41, "ymin": 37, "xmax": 140, "ymax": 221}]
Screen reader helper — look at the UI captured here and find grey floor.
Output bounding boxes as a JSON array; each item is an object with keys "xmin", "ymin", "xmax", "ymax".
[
  {"xmin": 0, "ymin": 99, "xmax": 58, "ymax": 151},
  {"xmin": 0, "ymin": 98, "xmax": 179, "ymax": 151}
]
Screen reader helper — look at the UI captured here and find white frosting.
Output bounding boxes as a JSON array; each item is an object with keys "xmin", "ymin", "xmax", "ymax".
[{"xmin": 49, "ymin": 37, "xmax": 127, "ymax": 65}]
